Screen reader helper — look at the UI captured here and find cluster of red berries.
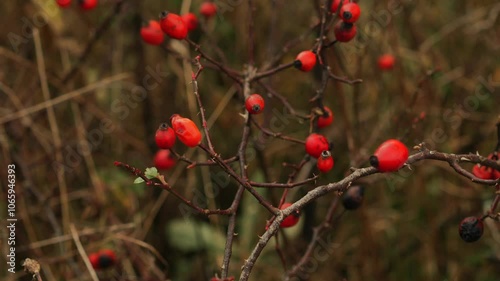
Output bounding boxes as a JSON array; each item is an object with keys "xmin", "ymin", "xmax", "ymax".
[
  {"xmin": 56, "ymin": 0, "xmax": 97, "ymax": 10},
  {"xmin": 331, "ymin": 0, "xmax": 360, "ymax": 43},
  {"xmin": 88, "ymin": 249, "xmax": 116, "ymax": 270},
  {"xmin": 471, "ymin": 152, "xmax": 500, "ymax": 180},
  {"xmin": 154, "ymin": 115, "xmax": 202, "ymax": 170},
  {"xmin": 140, "ymin": 1, "xmax": 217, "ymax": 45}
]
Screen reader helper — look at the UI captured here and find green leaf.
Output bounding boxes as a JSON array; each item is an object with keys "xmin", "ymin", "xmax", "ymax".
[
  {"xmin": 144, "ymin": 167, "xmax": 159, "ymax": 179},
  {"xmin": 133, "ymin": 177, "xmax": 144, "ymax": 184}
]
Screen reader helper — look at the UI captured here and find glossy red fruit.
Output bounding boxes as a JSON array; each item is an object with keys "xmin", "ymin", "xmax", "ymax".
[
  {"xmin": 79, "ymin": 0, "xmax": 98, "ymax": 10},
  {"xmin": 181, "ymin": 13, "xmax": 198, "ymax": 31},
  {"xmin": 330, "ymin": 0, "xmax": 349, "ymax": 13},
  {"xmin": 154, "ymin": 149, "xmax": 176, "ymax": 170},
  {"xmin": 317, "ymin": 151, "xmax": 334, "ymax": 173},
  {"xmin": 89, "ymin": 249, "xmax": 116, "ymax": 270},
  {"xmin": 56, "ymin": 0, "xmax": 71, "ymax": 8},
  {"xmin": 160, "ymin": 12, "xmax": 188, "ymax": 40},
  {"xmin": 339, "ymin": 3, "xmax": 361, "ymax": 23},
  {"xmin": 155, "ymin": 123, "xmax": 176, "ymax": 149},
  {"xmin": 200, "ymin": 2, "xmax": 217, "ymax": 18},
  {"xmin": 294, "ymin": 51, "xmax": 316, "ymax": 72},
  {"xmin": 342, "ymin": 185, "xmax": 365, "ymax": 210},
  {"xmin": 140, "ymin": 20, "xmax": 164, "ymax": 45},
  {"xmin": 245, "ymin": 94, "xmax": 265, "ymax": 114},
  {"xmin": 458, "ymin": 216, "xmax": 484, "ymax": 243},
  {"xmin": 472, "ymin": 164, "xmax": 492, "ymax": 180},
  {"xmin": 305, "ymin": 133, "xmax": 330, "ymax": 158},
  {"xmin": 369, "ymin": 139, "xmax": 409, "ymax": 172},
  {"xmin": 334, "ymin": 21, "xmax": 357, "ymax": 42},
  {"xmin": 378, "ymin": 54, "xmax": 395, "ymax": 71},
  {"xmin": 317, "ymin": 106, "xmax": 334, "ymax": 128},
  {"xmin": 279, "ymin": 203, "xmax": 300, "ymax": 228},
  {"xmin": 170, "ymin": 114, "xmax": 202, "ymax": 147}
]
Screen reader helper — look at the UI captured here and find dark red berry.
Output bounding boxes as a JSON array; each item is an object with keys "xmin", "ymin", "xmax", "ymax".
[
  {"xmin": 342, "ymin": 185, "xmax": 365, "ymax": 210},
  {"xmin": 155, "ymin": 123, "xmax": 176, "ymax": 149},
  {"xmin": 305, "ymin": 133, "xmax": 330, "ymax": 158},
  {"xmin": 334, "ymin": 21, "xmax": 357, "ymax": 42},
  {"xmin": 279, "ymin": 203, "xmax": 300, "ymax": 228},
  {"xmin": 56, "ymin": 0, "xmax": 71, "ymax": 8},
  {"xmin": 378, "ymin": 54, "xmax": 395, "ymax": 71},
  {"xmin": 330, "ymin": 0, "xmax": 349, "ymax": 13},
  {"xmin": 141, "ymin": 20, "xmax": 164, "ymax": 45},
  {"xmin": 200, "ymin": 2, "xmax": 217, "ymax": 18},
  {"xmin": 458, "ymin": 216, "xmax": 484, "ymax": 242},
  {"xmin": 339, "ymin": 3, "xmax": 361, "ymax": 23},
  {"xmin": 154, "ymin": 149, "xmax": 176, "ymax": 170},
  {"xmin": 181, "ymin": 13, "xmax": 198, "ymax": 31},
  {"xmin": 317, "ymin": 151, "xmax": 334, "ymax": 173},
  {"xmin": 294, "ymin": 51, "xmax": 317, "ymax": 72},
  {"xmin": 369, "ymin": 139, "xmax": 409, "ymax": 172},
  {"xmin": 170, "ymin": 114, "xmax": 202, "ymax": 147},
  {"xmin": 160, "ymin": 11, "xmax": 188, "ymax": 40},
  {"xmin": 89, "ymin": 249, "xmax": 116, "ymax": 270},
  {"xmin": 245, "ymin": 94, "xmax": 265, "ymax": 114},
  {"xmin": 317, "ymin": 106, "xmax": 334, "ymax": 128},
  {"xmin": 79, "ymin": 0, "xmax": 97, "ymax": 10}
]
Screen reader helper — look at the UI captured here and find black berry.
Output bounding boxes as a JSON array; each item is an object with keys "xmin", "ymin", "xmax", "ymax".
[
  {"xmin": 342, "ymin": 185, "xmax": 365, "ymax": 210},
  {"xmin": 458, "ymin": 216, "xmax": 484, "ymax": 243}
]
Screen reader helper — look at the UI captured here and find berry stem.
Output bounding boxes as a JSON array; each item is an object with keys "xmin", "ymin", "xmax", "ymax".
[
  {"xmin": 113, "ymin": 161, "xmax": 230, "ymax": 216},
  {"xmin": 191, "ymin": 56, "xmax": 216, "ymax": 153},
  {"xmin": 186, "ymin": 39, "xmax": 243, "ymax": 84},
  {"xmin": 251, "ymin": 118, "xmax": 306, "ymax": 144}
]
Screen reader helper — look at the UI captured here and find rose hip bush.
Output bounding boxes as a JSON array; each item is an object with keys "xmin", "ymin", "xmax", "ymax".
[{"xmin": 1, "ymin": 0, "xmax": 499, "ymax": 280}]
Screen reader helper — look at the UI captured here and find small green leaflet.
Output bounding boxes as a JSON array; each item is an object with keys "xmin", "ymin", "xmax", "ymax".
[{"xmin": 134, "ymin": 167, "xmax": 159, "ymax": 184}]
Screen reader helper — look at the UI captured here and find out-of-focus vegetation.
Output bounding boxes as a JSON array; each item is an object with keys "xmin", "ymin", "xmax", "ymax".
[{"xmin": 0, "ymin": 0, "xmax": 499, "ymax": 280}]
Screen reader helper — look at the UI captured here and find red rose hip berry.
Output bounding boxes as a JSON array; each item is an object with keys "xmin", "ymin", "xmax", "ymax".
[
  {"xmin": 160, "ymin": 11, "xmax": 188, "ymax": 40},
  {"xmin": 294, "ymin": 51, "xmax": 317, "ymax": 72},
  {"xmin": 317, "ymin": 106, "xmax": 334, "ymax": 128},
  {"xmin": 279, "ymin": 203, "xmax": 300, "ymax": 228},
  {"xmin": 472, "ymin": 164, "xmax": 492, "ymax": 180},
  {"xmin": 317, "ymin": 151, "xmax": 334, "ymax": 173},
  {"xmin": 378, "ymin": 54, "xmax": 395, "ymax": 71},
  {"xmin": 155, "ymin": 123, "xmax": 176, "ymax": 149},
  {"xmin": 89, "ymin": 249, "xmax": 117, "ymax": 270},
  {"xmin": 305, "ymin": 133, "xmax": 330, "ymax": 158},
  {"xmin": 330, "ymin": 0, "xmax": 349, "ymax": 13},
  {"xmin": 458, "ymin": 216, "xmax": 484, "ymax": 243},
  {"xmin": 369, "ymin": 139, "xmax": 409, "ymax": 172},
  {"xmin": 200, "ymin": 2, "xmax": 217, "ymax": 18},
  {"xmin": 79, "ymin": 0, "xmax": 98, "ymax": 10},
  {"xmin": 154, "ymin": 149, "xmax": 176, "ymax": 170},
  {"xmin": 334, "ymin": 21, "xmax": 357, "ymax": 42},
  {"xmin": 56, "ymin": 0, "xmax": 72, "ymax": 8},
  {"xmin": 140, "ymin": 20, "xmax": 164, "ymax": 45},
  {"xmin": 181, "ymin": 13, "xmax": 198, "ymax": 31},
  {"xmin": 170, "ymin": 114, "xmax": 202, "ymax": 147},
  {"xmin": 339, "ymin": 3, "xmax": 361, "ymax": 23},
  {"xmin": 245, "ymin": 94, "xmax": 265, "ymax": 114}
]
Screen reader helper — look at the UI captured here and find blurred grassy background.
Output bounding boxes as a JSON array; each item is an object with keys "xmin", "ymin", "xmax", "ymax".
[{"xmin": 0, "ymin": 0, "xmax": 499, "ymax": 280}]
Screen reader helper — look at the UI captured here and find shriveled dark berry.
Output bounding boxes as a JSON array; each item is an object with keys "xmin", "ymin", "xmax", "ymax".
[
  {"xmin": 458, "ymin": 216, "xmax": 484, "ymax": 243},
  {"xmin": 342, "ymin": 185, "xmax": 365, "ymax": 210}
]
